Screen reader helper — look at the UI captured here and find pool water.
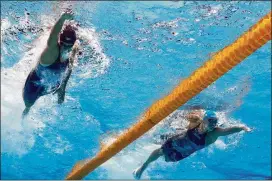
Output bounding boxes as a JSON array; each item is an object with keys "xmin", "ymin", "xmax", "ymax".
[{"xmin": 1, "ymin": 1, "xmax": 271, "ymax": 180}]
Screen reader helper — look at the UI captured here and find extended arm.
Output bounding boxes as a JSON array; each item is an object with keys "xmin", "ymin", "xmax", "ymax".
[
  {"xmin": 40, "ymin": 12, "xmax": 73, "ymax": 65},
  {"xmin": 213, "ymin": 125, "xmax": 251, "ymax": 137},
  {"xmin": 205, "ymin": 125, "xmax": 251, "ymax": 145},
  {"xmin": 46, "ymin": 17, "xmax": 66, "ymax": 47}
]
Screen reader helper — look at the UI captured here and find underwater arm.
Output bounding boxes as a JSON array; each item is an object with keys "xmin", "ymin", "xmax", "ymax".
[{"xmin": 56, "ymin": 40, "xmax": 79, "ymax": 104}]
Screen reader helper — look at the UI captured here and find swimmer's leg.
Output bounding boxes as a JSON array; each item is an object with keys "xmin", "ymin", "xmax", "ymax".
[
  {"xmin": 22, "ymin": 81, "xmax": 45, "ymax": 118},
  {"xmin": 133, "ymin": 148, "xmax": 163, "ymax": 179},
  {"xmin": 22, "ymin": 107, "xmax": 31, "ymax": 118},
  {"xmin": 22, "ymin": 102, "xmax": 34, "ymax": 118}
]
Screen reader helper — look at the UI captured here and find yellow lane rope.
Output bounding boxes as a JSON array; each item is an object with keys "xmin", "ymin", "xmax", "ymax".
[{"xmin": 66, "ymin": 12, "xmax": 271, "ymax": 180}]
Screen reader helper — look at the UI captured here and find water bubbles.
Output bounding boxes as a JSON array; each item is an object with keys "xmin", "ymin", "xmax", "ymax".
[
  {"xmin": 195, "ymin": 18, "xmax": 201, "ymax": 22},
  {"xmin": 151, "ymin": 18, "xmax": 186, "ymax": 30},
  {"xmin": 171, "ymin": 31, "xmax": 178, "ymax": 36},
  {"xmin": 122, "ymin": 40, "xmax": 128, "ymax": 46}
]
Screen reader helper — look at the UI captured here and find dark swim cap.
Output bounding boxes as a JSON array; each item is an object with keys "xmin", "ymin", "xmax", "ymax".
[{"xmin": 59, "ymin": 25, "xmax": 76, "ymax": 45}]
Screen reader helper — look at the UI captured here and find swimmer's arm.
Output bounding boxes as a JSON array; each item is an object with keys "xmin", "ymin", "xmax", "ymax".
[
  {"xmin": 40, "ymin": 12, "xmax": 73, "ymax": 65},
  {"xmin": 67, "ymin": 41, "xmax": 79, "ymax": 68},
  {"xmin": 212, "ymin": 126, "xmax": 250, "ymax": 137},
  {"xmin": 59, "ymin": 50, "xmax": 76, "ymax": 89},
  {"xmin": 56, "ymin": 41, "xmax": 79, "ymax": 103},
  {"xmin": 56, "ymin": 63, "xmax": 73, "ymax": 104},
  {"xmin": 206, "ymin": 126, "xmax": 250, "ymax": 145},
  {"xmin": 47, "ymin": 12, "xmax": 74, "ymax": 46},
  {"xmin": 47, "ymin": 17, "xmax": 65, "ymax": 47},
  {"xmin": 62, "ymin": 41, "xmax": 79, "ymax": 80}
]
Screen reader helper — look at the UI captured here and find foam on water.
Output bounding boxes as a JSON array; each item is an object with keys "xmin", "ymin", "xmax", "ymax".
[{"xmin": 1, "ymin": 21, "xmax": 50, "ymax": 155}]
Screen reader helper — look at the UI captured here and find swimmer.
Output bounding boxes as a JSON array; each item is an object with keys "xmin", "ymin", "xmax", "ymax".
[
  {"xmin": 133, "ymin": 110, "xmax": 251, "ymax": 179},
  {"xmin": 22, "ymin": 11, "xmax": 79, "ymax": 117}
]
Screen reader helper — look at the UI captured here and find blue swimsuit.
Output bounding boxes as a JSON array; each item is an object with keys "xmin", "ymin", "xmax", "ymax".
[
  {"xmin": 161, "ymin": 125, "xmax": 207, "ymax": 162},
  {"xmin": 23, "ymin": 47, "xmax": 68, "ymax": 106}
]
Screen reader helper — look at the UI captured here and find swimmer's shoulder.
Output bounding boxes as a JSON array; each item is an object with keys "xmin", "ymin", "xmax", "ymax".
[
  {"xmin": 40, "ymin": 44, "xmax": 60, "ymax": 65},
  {"xmin": 205, "ymin": 127, "xmax": 221, "ymax": 145}
]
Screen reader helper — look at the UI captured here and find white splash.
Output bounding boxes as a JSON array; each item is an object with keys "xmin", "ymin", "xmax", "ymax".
[
  {"xmin": 75, "ymin": 26, "xmax": 110, "ymax": 80},
  {"xmin": 44, "ymin": 135, "xmax": 72, "ymax": 155},
  {"xmin": 1, "ymin": 14, "xmax": 109, "ymax": 156},
  {"xmin": 1, "ymin": 23, "xmax": 51, "ymax": 155},
  {"xmin": 99, "ymin": 131, "xmax": 159, "ymax": 179}
]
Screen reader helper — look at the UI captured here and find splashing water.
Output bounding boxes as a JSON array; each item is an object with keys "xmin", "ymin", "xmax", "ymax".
[
  {"xmin": 1, "ymin": 1, "xmax": 271, "ymax": 180},
  {"xmin": 1, "ymin": 11, "xmax": 109, "ymax": 157}
]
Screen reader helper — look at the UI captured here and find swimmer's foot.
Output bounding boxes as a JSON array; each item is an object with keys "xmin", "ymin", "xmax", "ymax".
[
  {"xmin": 22, "ymin": 107, "xmax": 30, "ymax": 118},
  {"xmin": 133, "ymin": 167, "xmax": 142, "ymax": 180}
]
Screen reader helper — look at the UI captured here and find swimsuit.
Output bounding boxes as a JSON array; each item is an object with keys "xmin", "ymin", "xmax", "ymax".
[
  {"xmin": 161, "ymin": 126, "xmax": 207, "ymax": 162},
  {"xmin": 23, "ymin": 46, "xmax": 68, "ymax": 106}
]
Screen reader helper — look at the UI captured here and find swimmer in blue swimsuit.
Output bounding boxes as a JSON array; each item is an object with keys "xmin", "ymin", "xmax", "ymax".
[
  {"xmin": 133, "ymin": 110, "xmax": 251, "ymax": 179},
  {"xmin": 22, "ymin": 11, "xmax": 79, "ymax": 117}
]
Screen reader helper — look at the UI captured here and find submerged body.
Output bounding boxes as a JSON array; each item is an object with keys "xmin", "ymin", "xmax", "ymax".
[
  {"xmin": 133, "ymin": 110, "xmax": 251, "ymax": 179},
  {"xmin": 162, "ymin": 126, "xmax": 207, "ymax": 162}
]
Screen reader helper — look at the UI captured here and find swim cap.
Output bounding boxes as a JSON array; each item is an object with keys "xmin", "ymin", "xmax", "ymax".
[
  {"xmin": 59, "ymin": 25, "xmax": 76, "ymax": 45},
  {"xmin": 203, "ymin": 110, "xmax": 218, "ymax": 124}
]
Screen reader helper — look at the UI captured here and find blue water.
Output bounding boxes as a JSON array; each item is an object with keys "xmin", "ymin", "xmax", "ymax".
[{"xmin": 1, "ymin": 1, "xmax": 271, "ymax": 180}]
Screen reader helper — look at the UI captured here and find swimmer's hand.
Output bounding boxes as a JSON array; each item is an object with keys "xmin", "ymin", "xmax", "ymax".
[
  {"xmin": 60, "ymin": 11, "xmax": 74, "ymax": 21},
  {"xmin": 242, "ymin": 126, "xmax": 252, "ymax": 132},
  {"xmin": 22, "ymin": 107, "xmax": 31, "ymax": 118}
]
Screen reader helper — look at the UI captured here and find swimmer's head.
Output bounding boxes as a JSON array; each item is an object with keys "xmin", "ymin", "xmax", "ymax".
[
  {"xmin": 59, "ymin": 25, "xmax": 77, "ymax": 47},
  {"xmin": 59, "ymin": 25, "xmax": 77, "ymax": 61},
  {"xmin": 203, "ymin": 110, "xmax": 218, "ymax": 131}
]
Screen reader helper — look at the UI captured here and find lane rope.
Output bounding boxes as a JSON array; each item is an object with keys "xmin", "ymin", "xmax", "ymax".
[{"xmin": 66, "ymin": 12, "xmax": 271, "ymax": 180}]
